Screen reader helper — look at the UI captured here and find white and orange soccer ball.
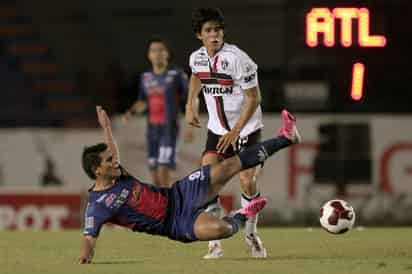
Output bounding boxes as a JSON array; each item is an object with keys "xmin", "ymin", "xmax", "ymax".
[{"xmin": 319, "ymin": 199, "xmax": 356, "ymax": 234}]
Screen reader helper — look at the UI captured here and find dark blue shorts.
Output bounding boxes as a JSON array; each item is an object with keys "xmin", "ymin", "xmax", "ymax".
[
  {"xmin": 146, "ymin": 124, "xmax": 178, "ymax": 169},
  {"xmin": 167, "ymin": 166, "xmax": 211, "ymax": 243}
]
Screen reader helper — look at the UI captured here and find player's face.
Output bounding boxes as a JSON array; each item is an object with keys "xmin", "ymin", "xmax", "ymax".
[
  {"xmin": 148, "ymin": 42, "xmax": 169, "ymax": 67},
  {"xmin": 197, "ymin": 21, "xmax": 224, "ymax": 55},
  {"xmin": 96, "ymin": 149, "xmax": 121, "ymax": 180}
]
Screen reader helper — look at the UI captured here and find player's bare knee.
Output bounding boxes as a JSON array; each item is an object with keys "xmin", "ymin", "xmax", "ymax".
[{"xmin": 217, "ymin": 222, "xmax": 233, "ymax": 238}]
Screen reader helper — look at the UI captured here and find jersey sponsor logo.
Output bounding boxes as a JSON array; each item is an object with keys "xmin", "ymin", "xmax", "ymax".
[
  {"xmin": 194, "ymin": 60, "xmax": 208, "ymax": 66},
  {"xmin": 244, "ymin": 73, "xmax": 256, "ymax": 83},
  {"xmin": 105, "ymin": 194, "xmax": 117, "ymax": 207},
  {"xmin": 201, "ymin": 85, "xmax": 233, "ymax": 95},
  {"xmin": 113, "ymin": 189, "xmax": 130, "ymax": 209}
]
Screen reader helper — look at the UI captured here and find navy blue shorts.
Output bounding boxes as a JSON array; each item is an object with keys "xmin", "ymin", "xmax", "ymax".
[
  {"xmin": 167, "ymin": 166, "xmax": 211, "ymax": 243},
  {"xmin": 146, "ymin": 124, "xmax": 178, "ymax": 169}
]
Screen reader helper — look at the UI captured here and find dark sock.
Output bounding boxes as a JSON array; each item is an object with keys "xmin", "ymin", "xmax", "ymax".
[
  {"xmin": 223, "ymin": 213, "xmax": 247, "ymax": 235},
  {"xmin": 238, "ymin": 136, "xmax": 292, "ymax": 170}
]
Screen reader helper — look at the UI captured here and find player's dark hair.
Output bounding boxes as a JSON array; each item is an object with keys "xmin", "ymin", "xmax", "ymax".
[
  {"xmin": 192, "ymin": 8, "xmax": 225, "ymax": 34},
  {"xmin": 82, "ymin": 143, "xmax": 107, "ymax": 180},
  {"xmin": 145, "ymin": 36, "xmax": 170, "ymax": 59}
]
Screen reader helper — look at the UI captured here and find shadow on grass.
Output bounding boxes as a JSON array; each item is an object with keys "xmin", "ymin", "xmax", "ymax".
[{"xmin": 93, "ymin": 260, "xmax": 143, "ymax": 265}]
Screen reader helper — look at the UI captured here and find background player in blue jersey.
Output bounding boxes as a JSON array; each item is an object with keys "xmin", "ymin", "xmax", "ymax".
[
  {"xmin": 123, "ymin": 37, "xmax": 191, "ymax": 187},
  {"xmin": 79, "ymin": 106, "xmax": 300, "ymax": 264}
]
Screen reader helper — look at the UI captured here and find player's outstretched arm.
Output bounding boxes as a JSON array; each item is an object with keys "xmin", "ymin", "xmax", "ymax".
[
  {"xmin": 217, "ymin": 86, "xmax": 261, "ymax": 153},
  {"xmin": 122, "ymin": 100, "xmax": 147, "ymax": 123},
  {"xmin": 96, "ymin": 106, "xmax": 120, "ymax": 164},
  {"xmin": 185, "ymin": 74, "xmax": 201, "ymax": 128},
  {"xmin": 79, "ymin": 236, "xmax": 97, "ymax": 264}
]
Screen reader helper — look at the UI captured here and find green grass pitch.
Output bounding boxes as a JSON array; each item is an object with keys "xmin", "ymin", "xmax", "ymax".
[{"xmin": 1, "ymin": 228, "xmax": 412, "ymax": 274}]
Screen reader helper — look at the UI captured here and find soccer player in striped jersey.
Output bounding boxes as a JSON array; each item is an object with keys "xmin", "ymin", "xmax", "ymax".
[
  {"xmin": 79, "ymin": 106, "xmax": 300, "ymax": 264},
  {"xmin": 185, "ymin": 8, "xmax": 267, "ymax": 258}
]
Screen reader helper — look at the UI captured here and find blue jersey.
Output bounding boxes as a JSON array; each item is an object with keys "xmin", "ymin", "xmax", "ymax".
[
  {"xmin": 83, "ymin": 166, "xmax": 212, "ymax": 243},
  {"xmin": 138, "ymin": 68, "xmax": 188, "ymax": 130},
  {"xmin": 83, "ymin": 175, "xmax": 171, "ymax": 238}
]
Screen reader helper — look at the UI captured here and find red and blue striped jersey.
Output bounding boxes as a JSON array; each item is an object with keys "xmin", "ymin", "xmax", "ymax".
[
  {"xmin": 83, "ymin": 175, "xmax": 170, "ymax": 238},
  {"xmin": 138, "ymin": 68, "xmax": 188, "ymax": 129}
]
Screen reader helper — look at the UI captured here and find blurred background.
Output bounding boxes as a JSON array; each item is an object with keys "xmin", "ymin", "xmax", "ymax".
[{"xmin": 0, "ymin": 0, "xmax": 411, "ymax": 231}]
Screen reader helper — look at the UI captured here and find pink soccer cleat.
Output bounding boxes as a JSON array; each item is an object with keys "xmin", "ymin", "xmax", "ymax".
[
  {"xmin": 236, "ymin": 197, "xmax": 267, "ymax": 219},
  {"xmin": 279, "ymin": 109, "xmax": 301, "ymax": 144}
]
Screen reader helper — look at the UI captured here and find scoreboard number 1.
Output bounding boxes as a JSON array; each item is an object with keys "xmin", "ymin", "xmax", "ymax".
[{"xmin": 305, "ymin": 7, "xmax": 387, "ymax": 101}]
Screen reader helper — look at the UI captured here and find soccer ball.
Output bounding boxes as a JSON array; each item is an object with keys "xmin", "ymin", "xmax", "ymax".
[{"xmin": 319, "ymin": 199, "xmax": 355, "ymax": 234}]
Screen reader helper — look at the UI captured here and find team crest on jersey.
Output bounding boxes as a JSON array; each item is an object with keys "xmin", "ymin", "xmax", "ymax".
[
  {"xmin": 165, "ymin": 76, "xmax": 173, "ymax": 83},
  {"xmin": 221, "ymin": 59, "xmax": 229, "ymax": 70},
  {"xmin": 105, "ymin": 193, "xmax": 117, "ymax": 207}
]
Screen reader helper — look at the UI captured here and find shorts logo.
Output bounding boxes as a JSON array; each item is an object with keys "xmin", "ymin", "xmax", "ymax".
[
  {"xmin": 237, "ymin": 136, "xmax": 249, "ymax": 151},
  {"xmin": 257, "ymin": 147, "xmax": 269, "ymax": 162},
  {"xmin": 85, "ymin": 216, "xmax": 94, "ymax": 229},
  {"xmin": 189, "ymin": 170, "xmax": 203, "ymax": 181}
]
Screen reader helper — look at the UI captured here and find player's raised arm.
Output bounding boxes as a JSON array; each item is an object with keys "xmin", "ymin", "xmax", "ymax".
[
  {"xmin": 185, "ymin": 74, "xmax": 201, "ymax": 128},
  {"xmin": 96, "ymin": 106, "xmax": 120, "ymax": 165},
  {"xmin": 79, "ymin": 235, "xmax": 97, "ymax": 264}
]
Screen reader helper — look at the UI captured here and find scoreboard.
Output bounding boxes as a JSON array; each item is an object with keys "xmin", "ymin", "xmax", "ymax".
[{"xmin": 306, "ymin": 7, "xmax": 387, "ymax": 101}]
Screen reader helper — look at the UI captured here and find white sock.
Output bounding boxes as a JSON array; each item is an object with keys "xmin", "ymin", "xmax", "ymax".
[
  {"xmin": 205, "ymin": 198, "xmax": 223, "ymax": 248},
  {"xmin": 241, "ymin": 192, "xmax": 260, "ymax": 235}
]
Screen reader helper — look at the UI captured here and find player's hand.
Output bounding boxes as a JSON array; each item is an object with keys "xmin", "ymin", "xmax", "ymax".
[
  {"xmin": 217, "ymin": 128, "xmax": 240, "ymax": 154},
  {"xmin": 185, "ymin": 105, "xmax": 201, "ymax": 128},
  {"xmin": 135, "ymin": 101, "xmax": 147, "ymax": 113},
  {"xmin": 121, "ymin": 112, "xmax": 132, "ymax": 125},
  {"xmin": 96, "ymin": 106, "xmax": 111, "ymax": 129}
]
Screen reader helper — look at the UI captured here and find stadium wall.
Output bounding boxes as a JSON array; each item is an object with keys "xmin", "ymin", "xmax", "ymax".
[{"xmin": 0, "ymin": 114, "xmax": 411, "ymax": 230}]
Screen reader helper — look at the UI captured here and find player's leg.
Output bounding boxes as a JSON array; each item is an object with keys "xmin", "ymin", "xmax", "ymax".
[
  {"xmin": 208, "ymin": 109, "xmax": 301, "ymax": 199},
  {"xmin": 238, "ymin": 131, "xmax": 267, "ymax": 257},
  {"xmin": 147, "ymin": 125, "xmax": 160, "ymax": 185},
  {"xmin": 157, "ymin": 129, "xmax": 178, "ymax": 187},
  {"xmin": 194, "ymin": 196, "xmax": 266, "ymax": 241},
  {"xmin": 201, "ymin": 132, "xmax": 226, "ymax": 258}
]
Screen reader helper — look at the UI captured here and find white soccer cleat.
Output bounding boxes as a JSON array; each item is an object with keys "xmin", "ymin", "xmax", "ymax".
[
  {"xmin": 203, "ymin": 243, "xmax": 223, "ymax": 259},
  {"xmin": 245, "ymin": 233, "xmax": 267, "ymax": 258},
  {"xmin": 279, "ymin": 109, "xmax": 301, "ymax": 144}
]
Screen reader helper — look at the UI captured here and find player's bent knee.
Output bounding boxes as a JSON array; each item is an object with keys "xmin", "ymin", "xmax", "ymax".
[{"xmin": 216, "ymin": 222, "xmax": 234, "ymax": 239}]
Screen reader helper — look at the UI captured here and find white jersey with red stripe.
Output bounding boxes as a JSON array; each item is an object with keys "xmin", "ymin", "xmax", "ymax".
[{"xmin": 189, "ymin": 43, "xmax": 263, "ymax": 137}]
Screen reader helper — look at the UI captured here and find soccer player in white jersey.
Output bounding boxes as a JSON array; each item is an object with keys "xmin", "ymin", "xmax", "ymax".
[{"xmin": 185, "ymin": 8, "xmax": 267, "ymax": 259}]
